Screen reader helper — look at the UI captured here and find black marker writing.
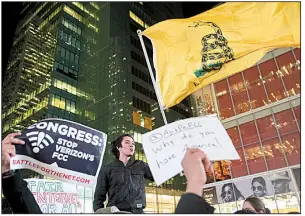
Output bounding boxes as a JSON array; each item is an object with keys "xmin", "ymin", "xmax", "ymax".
[
  {"xmin": 152, "ymin": 140, "xmax": 175, "ymax": 154},
  {"xmin": 163, "ymin": 122, "xmax": 202, "ymax": 139},
  {"xmin": 200, "ymin": 131, "xmax": 215, "ymax": 138},
  {"xmin": 156, "ymin": 154, "xmax": 176, "ymax": 169},
  {"xmin": 149, "ymin": 133, "xmax": 162, "ymax": 143},
  {"xmin": 182, "ymin": 137, "xmax": 222, "ymax": 152}
]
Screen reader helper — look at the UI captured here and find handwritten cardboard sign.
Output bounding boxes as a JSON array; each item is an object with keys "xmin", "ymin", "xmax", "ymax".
[{"xmin": 142, "ymin": 115, "xmax": 240, "ymax": 186}]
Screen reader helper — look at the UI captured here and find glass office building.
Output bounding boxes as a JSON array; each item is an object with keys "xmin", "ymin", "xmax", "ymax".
[
  {"xmin": 2, "ymin": 2, "xmax": 192, "ymax": 213},
  {"xmin": 191, "ymin": 47, "xmax": 300, "ymax": 213}
]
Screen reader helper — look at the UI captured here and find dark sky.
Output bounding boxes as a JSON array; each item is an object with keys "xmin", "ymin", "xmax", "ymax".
[
  {"xmin": 1, "ymin": 2, "xmax": 220, "ymax": 78},
  {"xmin": 2, "ymin": 2, "xmax": 23, "ymax": 77},
  {"xmin": 182, "ymin": 2, "xmax": 220, "ymax": 18}
]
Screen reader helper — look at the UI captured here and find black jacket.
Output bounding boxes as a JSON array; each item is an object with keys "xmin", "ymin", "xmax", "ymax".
[
  {"xmin": 93, "ymin": 158, "xmax": 154, "ymax": 213},
  {"xmin": 175, "ymin": 193, "xmax": 215, "ymax": 214},
  {"xmin": 2, "ymin": 170, "xmax": 42, "ymax": 214}
]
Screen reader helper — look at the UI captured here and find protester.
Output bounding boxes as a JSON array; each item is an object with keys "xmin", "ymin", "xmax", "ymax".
[
  {"xmin": 93, "ymin": 134, "xmax": 154, "ymax": 213},
  {"xmin": 175, "ymin": 148, "xmax": 215, "ymax": 214},
  {"xmin": 1, "ymin": 132, "xmax": 42, "ymax": 213},
  {"xmin": 240, "ymin": 197, "xmax": 266, "ymax": 213},
  {"xmin": 234, "ymin": 209, "xmax": 257, "ymax": 214}
]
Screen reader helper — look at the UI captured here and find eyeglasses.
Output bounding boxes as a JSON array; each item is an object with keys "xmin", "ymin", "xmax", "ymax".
[
  {"xmin": 252, "ymin": 186, "xmax": 263, "ymax": 191},
  {"xmin": 222, "ymin": 190, "xmax": 233, "ymax": 196}
]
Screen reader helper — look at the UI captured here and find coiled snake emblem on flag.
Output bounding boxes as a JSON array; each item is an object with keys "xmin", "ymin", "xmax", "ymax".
[{"xmin": 188, "ymin": 21, "xmax": 234, "ymax": 77}]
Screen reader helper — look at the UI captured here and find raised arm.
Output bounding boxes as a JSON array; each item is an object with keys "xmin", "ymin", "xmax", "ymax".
[{"xmin": 2, "ymin": 133, "xmax": 42, "ymax": 213}]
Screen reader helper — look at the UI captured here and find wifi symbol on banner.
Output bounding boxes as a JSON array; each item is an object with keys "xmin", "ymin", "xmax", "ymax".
[{"xmin": 26, "ymin": 131, "xmax": 55, "ymax": 153}]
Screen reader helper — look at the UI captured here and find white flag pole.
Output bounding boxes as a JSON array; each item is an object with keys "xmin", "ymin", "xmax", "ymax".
[
  {"xmin": 137, "ymin": 30, "xmax": 183, "ymax": 177},
  {"xmin": 137, "ymin": 30, "xmax": 168, "ymax": 125}
]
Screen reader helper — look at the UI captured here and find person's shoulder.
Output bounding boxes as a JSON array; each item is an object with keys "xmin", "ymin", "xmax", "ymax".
[
  {"xmin": 134, "ymin": 159, "xmax": 147, "ymax": 165},
  {"xmin": 101, "ymin": 161, "xmax": 118, "ymax": 169}
]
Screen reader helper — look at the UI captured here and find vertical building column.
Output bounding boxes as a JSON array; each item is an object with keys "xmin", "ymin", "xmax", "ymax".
[
  {"xmin": 240, "ymin": 70, "xmax": 269, "ymax": 172},
  {"xmin": 272, "ymin": 49, "xmax": 300, "ymax": 133},
  {"xmin": 256, "ymin": 62, "xmax": 290, "ymax": 168}
]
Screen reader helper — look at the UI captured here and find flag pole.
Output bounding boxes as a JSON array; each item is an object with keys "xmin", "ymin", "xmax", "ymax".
[
  {"xmin": 137, "ymin": 30, "xmax": 168, "ymax": 125},
  {"xmin": 137, "ymin": 30, "xmax": 183, "ymax": 177}
]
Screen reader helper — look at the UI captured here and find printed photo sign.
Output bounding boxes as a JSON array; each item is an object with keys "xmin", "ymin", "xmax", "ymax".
[
  {"xmin": 202, "ymin": 186, "xmax": 218, "ymax": 205},
  {"xmin": 10, "ymin": 118, "xmax": 107, "ymax": 187}
]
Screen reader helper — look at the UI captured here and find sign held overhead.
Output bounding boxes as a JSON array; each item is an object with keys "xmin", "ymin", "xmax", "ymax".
[{"xmin": 142, "ymin": 115, "xmax": 240, "ymax": 186}]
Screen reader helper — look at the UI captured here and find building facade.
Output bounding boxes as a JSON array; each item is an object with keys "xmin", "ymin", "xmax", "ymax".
[
  {"xmin": 191, "ymin": 47, "xmax": 300, "ymax": 213},
  {"xmin": 2, "ymin": 2, "xmax": 192, "ymax": 213}
]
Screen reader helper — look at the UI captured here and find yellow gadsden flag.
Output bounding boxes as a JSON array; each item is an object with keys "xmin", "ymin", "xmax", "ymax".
[{"xmin": 143, "ymin": 2, "xmax": 300, "ymax": 109}]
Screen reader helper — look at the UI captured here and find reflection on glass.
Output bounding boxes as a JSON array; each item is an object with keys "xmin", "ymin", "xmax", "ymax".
[
  {"xmin": 259, "ymin": 58, "xmax": 286, "ymax": 102},
  {"xmin": 230, "ymin": 147, "xmax": 248, "ymax": 178},
  {"xmin": 243, "ymin": 66, "xmax": 269, "ymax": 109},
  {"xmin": 243, "ymin": 142, "xmax": 267, "ymax": 174},
  {"xmin": 214, "ymin": 79, "xmax": 235, "ymax": 120},
  {"xmin": 228, "ymin": 73, "xmax": 250, "ymax": 114},
  {"xmin": 213, "ymin": 161, "xmax": 231, "ymax": 182},
  {"xmin": 275, "ymin": 50, "xmax": 300, "ymax": 96}
]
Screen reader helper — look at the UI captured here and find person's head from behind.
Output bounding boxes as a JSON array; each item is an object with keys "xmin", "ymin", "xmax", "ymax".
[
  {"xmin": 251, "ymin": 177, "xmax": 267, "ymax": 197},
  {"xmin": 234, "ymin": 209, "xmax": 257, "ymax": 214},
  {"xmin": 111, "ymin": 134, "xmax": 135, "ymax": 159},
  {"xmin": 243, "ymin": 197, "xmax": 265, "ymax": 213},
  {"xmin": 265, "ymin": 208, "xmax": 271, "ymax": 214}
]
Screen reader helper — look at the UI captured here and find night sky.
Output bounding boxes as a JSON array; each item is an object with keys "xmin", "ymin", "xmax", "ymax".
[{"xmin": 1, "ymin": 2, "xmax": 220, "ymax": 78}]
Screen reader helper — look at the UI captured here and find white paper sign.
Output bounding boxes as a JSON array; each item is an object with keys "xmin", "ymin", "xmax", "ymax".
[
  {"xmin": 142, "ymin": 115, "xmax": 240, "ymax": 186},
  {"xmin": 25, "ymin": 178, "xmax": 82, "ymax": 213}
]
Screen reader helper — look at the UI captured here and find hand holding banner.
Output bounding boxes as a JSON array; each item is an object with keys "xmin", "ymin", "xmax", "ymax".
[
  {"xmin": 142, "ymin": 115, "xmax": 240, "ymax": 186},
  {"xmin": 10, "ymin": 118, "xmax": 107, "ymax": 188}
]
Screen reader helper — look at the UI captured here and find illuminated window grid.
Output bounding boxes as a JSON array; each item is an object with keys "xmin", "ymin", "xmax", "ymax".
[
  {"xmin": 198, "ymin": 48, "xmax": 301, "ymax": 187},
  {"xmin": 132, "ymin": 111, "xmax": 153, "ymax": 130},
  {"xmin": 216, "ymin": 49, "xmax": 300, "ymax": 177},
  {"xmin": 39, "ymin": 5, "xmax": 62, "ymax": 29},
  {"xmin": 50, "ymin": 94, "xmax": 76, "ymax": 113},
  {"xmin": 63, "ymin": 5, "xmax": 99, "ymax": 33},
  {"xmin": 215, "ymin": 48, "xmax": 300, "ymax": 120},
  {"xmin": 3, "ymin": 96, "xmax": 49, "ymax": 133},
  {"xmin": 129, "ymin": 11, "xmax": 150, "ymax": 29},
  {"xmin": 72, "ymin": 2, "xmax": 99, "ymax": 21},
  {"xmin": 2, "ymin": 81, "xmax": 51, "ymax": 119}
]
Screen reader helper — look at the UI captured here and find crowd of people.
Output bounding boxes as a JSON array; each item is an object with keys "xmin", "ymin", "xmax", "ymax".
[{"xmin": 1, "ymin": 132, "xmax": 299, "ymax": 214}]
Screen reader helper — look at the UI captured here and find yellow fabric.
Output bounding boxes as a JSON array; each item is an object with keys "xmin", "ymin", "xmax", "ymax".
[{"xmin": 143, "ymin": 2, "xmax": 300, "ymax": 109}]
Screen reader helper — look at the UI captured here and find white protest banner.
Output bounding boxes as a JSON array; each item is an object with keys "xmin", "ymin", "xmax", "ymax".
[
  {"xmin": 11, "ymin": 118, "xmax": 107, "ymax": 187},
  {"xmin": 25, "ymin": 178, "xmax": 82, "ymax": 213},
  {"xmin": 142, "ymin": 115, "xmax": 240, "ymax": 186}
]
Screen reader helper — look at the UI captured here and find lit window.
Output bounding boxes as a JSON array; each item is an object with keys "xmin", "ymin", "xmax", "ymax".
[
  {"xmin": 129, "ymin": 11, "xmax": 150, "ymax": 29},
  {"xmin": 144, "ymin": 117, "xmax": 152, "ymax": 130},
  {"xmin": 63, "ymin": 5, "xmax": 83, "ymax": 23},
  {"xmin": 133, "ymin": 111, "xmax": 141, "ymax": 126}
]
